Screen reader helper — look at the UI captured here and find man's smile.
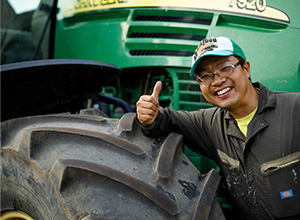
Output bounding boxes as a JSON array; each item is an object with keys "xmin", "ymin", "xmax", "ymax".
[{"xmin": 215, "ymin": 87, "xmax": 232, "ymax": 96}]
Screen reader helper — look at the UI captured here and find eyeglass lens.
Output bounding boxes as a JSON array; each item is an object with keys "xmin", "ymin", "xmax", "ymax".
[{"xmin": 196, "ymin": 62, "xmax": 240, "ymax": 85}]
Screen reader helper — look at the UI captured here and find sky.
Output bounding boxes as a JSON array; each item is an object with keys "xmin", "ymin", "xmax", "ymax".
[{"xmin": 8, "ymin": 0, "xmax": 41, "ymax": 14}]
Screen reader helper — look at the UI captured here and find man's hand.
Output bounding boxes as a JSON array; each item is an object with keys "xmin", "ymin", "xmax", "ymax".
[{"xmin": 136, "ymin": 81, "xmax": 162, "ymax": 126}]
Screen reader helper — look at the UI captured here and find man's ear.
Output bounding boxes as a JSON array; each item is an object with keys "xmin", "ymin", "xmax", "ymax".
[{"xmin": 243, "ymin": 61, "xmax": 251, "ymax": 79}]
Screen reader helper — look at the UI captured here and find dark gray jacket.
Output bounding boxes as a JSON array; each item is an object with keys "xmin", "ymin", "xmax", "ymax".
[{"xmin": 139, "ymin": 82, "xmax": 300, "ymax": 220}]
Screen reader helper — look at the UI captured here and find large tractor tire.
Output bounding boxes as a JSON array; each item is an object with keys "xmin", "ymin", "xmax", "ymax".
[{"xmin": 1, "ymin": 111, "xmax": 225, "ymax": 220}]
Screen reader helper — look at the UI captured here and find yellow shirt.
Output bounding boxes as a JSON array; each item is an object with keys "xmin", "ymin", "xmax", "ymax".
[{"xmin": 236, "ymin": 107, "xmax": 258, "ymax": 137}]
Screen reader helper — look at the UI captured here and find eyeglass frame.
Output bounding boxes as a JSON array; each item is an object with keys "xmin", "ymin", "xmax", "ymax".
[{"xmin": 195, "ymin": 61, "xmax": 244, "ymax": 85}]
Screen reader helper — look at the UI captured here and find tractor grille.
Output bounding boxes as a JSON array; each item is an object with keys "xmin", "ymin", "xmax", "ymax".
[
  {"xmin": 129, "ymin": 32, "xmax": 204, "ymax": 41},
  {"xmin": 134, "ymin": 15, "xmax": 212, "ymax": 25},
  {"xmin": 129, "ymin": 50, "xmax": 193, "ymax": 56},
  {"xmin": 167, "ymin": 68, "xmax": 213, "ymax": 111},
  {"xmin": 126, "ymin": 10, "xmax": 212, "ymax": 57}
]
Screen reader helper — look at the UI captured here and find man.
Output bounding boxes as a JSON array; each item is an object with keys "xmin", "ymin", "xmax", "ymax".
[{"xmin": 136, "ymin": 37, "xmax": 300, "ymax": 219}]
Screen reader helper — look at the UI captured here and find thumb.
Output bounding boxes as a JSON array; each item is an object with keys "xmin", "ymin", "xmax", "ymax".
[{"xmin": 151, "ymin": 81, "xmax": 162, "ymax": 100}]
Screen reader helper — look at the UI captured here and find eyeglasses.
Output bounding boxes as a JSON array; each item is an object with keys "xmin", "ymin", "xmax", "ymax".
[{"xmin": 195, "ymin": 61, "xmax": 243, "ymax": 85}]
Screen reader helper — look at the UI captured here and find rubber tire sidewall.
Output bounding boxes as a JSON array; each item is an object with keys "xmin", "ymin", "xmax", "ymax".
[{"xmin": 1, "ymin": 149, "xmax": 71, "ymax": 220}]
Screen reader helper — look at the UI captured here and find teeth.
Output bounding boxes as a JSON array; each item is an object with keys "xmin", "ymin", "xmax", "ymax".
[{"xmin": 217, "ymin": 88, "xmax": 231, "ymax": 96}]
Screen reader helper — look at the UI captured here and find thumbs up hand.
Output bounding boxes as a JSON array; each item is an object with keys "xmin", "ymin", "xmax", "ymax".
[{"xmin": 136, "ymin": 81, "xmax": 162, "ymax": 126}]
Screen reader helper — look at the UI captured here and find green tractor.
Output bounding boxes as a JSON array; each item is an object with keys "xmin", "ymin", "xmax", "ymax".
[{"xmin": 1, "ymin": 0, "xmax": 299, "ymax": 219}]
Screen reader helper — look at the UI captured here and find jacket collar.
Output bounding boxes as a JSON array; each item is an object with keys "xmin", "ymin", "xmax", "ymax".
[{"xmin": 254, "ymin": 82, "xmax": 276, "ymax": 114}]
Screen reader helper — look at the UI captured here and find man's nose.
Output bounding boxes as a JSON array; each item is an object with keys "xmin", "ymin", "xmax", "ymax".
[{"xmin": 211, "ymin": 73, "xmax": 225, "ymax": 85}]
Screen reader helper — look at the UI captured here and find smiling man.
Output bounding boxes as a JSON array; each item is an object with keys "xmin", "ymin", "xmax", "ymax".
[
  {"xmin": 136, "ymin": 37, "xmax": 300, "ymax": 220},
  {"xmin": 194, "ymin": 55, "xmax": 258, "ymax": 119}
]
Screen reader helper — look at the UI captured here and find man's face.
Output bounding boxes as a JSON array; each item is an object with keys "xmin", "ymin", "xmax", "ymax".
[{"xmin": 197, "ymin": 55, "xmax": 251, "ymax": 111}]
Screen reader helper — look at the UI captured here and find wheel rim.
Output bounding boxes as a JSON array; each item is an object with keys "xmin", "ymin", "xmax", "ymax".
[{"xmin": 1, "ymin": 210, "xmax": 34, "ymax": 220}]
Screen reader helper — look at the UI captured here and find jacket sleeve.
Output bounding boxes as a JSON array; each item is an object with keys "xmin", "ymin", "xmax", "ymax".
[{"xmin": 136, "ymin": 107, "xmax": 216, "ymax": 159}]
